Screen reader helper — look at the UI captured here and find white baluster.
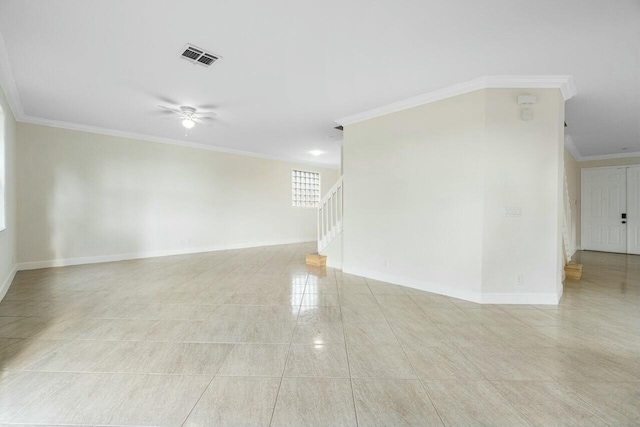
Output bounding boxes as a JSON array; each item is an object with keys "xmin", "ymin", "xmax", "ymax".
[{"xmin": 317, "ymin": 177, "xmax": 343, "ymax": 254}]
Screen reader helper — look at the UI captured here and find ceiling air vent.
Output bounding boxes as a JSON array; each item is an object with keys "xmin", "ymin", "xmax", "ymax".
[
  {"xmin": 196, "ymin": 53, "xmax": 216, "ymax": 66},
  {"xmin": 180, "ymin": 44, "xmax": 221, "ymax": 67}
]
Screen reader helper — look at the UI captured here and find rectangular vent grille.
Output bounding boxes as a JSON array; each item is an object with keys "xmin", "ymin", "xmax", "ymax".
[
  {"xmin": 197, "ymin": 53, "xmax": 217, "ymax": 65},
  {"xmin": 180, "ymin": 44, "xmax": 221, "ymax": 68}
]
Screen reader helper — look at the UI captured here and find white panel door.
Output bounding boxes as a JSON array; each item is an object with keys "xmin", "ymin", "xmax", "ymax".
[
  {"xmin": 627, "ymin": 166, "xmax": 640, "ymax": 255},
  {"xmin": 581, "ymin": 167, "xmax": 627, "ymax": 253}
]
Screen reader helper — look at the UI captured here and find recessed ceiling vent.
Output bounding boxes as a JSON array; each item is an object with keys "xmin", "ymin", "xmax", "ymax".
[{"xmin": 180, "ymin": 44, "xmax": 221, "ymax": 67}]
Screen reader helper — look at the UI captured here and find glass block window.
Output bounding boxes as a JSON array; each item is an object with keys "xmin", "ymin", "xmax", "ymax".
[{"xmin": 292, "ymin": 170, "xmax": 320, "ymax": 207}]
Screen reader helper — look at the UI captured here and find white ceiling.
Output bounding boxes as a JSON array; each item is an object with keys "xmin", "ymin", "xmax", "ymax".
[{"xmin": 0, "ymin": 0, "xmax": 638, "ymax": 166}]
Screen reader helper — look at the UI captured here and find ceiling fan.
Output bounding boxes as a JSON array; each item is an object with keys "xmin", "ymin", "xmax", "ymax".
[{"xmin": 158, "ymin": 105, "xmax": 217, "ymax": 129}]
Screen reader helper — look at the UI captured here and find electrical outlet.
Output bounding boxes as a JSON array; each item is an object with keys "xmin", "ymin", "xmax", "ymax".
[{"xmin": 516, "ymin": 274, "xmax": 523, "ymax": 286}]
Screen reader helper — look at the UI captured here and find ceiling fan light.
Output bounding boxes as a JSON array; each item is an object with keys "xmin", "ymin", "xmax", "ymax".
[{"xmin": 182, "ymin": 118, "xmax": 195, "ymax": 129}]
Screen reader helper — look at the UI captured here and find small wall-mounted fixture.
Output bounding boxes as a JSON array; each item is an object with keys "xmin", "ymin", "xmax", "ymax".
[
  {"xmin": 521, "ymin": 108, "xmax": 534, "ymax": 121},
  {"xmin": 517, "ymin": 95, "xmax": 538, "ymax": 105},
  {"xmin": 518, "ymin": 94, "xmax": 537, "ymax": 121}
]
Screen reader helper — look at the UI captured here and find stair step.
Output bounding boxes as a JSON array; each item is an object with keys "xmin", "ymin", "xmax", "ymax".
[
  {"xmin": 564, "ymin": 264, "xmax": 582, "ymax": 280},
  {"xmin": 306, "ymin": 253, "xmax": 327, "ymax": 267}
]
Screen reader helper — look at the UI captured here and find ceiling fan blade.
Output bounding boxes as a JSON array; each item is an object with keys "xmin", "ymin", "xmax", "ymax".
[
  {"xmin": 195, "ymin": 111, "xmax": 217, "ymax": 117},
  {"xmin": 157, "ymin": 109, "xmax": 178, "ymax": 116},
  {"xmin": 197, "ymin": 103, "xmax": 219, "ymax": 110},
  {"xmin": 158, "ymin": 105, "xmax": 184, "ymax": 115},
  {"xmin": 156, "ymin": 96, "xmax": 181, "ymax": 106},
  {"xmin": 193, "ymin": 117, "xmax": 215, "ymax": 127}
]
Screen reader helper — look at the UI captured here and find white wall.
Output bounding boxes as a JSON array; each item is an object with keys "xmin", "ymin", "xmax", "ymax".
[
  {"xmin": 343, "ymin": 90, "xmax": 486, "ymax": 300},
  {"xmin": 0, "ymin": 85, "xmax": 17, "ymax": 298},
  {"xmin": 342, "ymin": 88, "xmax": 565, "ymax": 304},
  {"xmin": 17, "ymin": 123, "xmax": 339, "ymax": 268},
  {"xmin": 480, "ymin": 89, "xmax": 564, "ymax": 300}
]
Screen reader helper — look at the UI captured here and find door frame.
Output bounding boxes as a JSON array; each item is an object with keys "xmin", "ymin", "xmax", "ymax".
[
  {"xmin": 626, "ymin": 165, "xmax": 640, "ymax": 255},
  {"xmin": 581, "ymin": 165, "xmax": 638, "ymax": 254}
]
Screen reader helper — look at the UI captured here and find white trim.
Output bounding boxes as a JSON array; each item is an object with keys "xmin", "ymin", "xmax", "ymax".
[
  {"xmin": 579, "ymin": 165, "xmax": 639, "ymax": 171},
  {"xmin": 0, "ymin": 32, "xmax": 23, "ymax": 120},
  {"xmin": 564, "ymin": 135, "xmax": 582, "ymax": 161},
  {"xmin": 16, "ymin": 239, "xmax": 314, "ymax": 271},
  {"xmin": 0, "ymin": 264, "xmax": 17, "ymax": 302},
  {"xmin": 335, "ymin": 75, "xmax": 577, "ymax": 126},
  {"xmin": 326, "ymin": 259, "xmax": 342, "ymax": 270},
  {"xmin": 565, "ymin": 134, "xmax": 640, "ymax": 162},
  {"xmin": 343, "ymin": 265, "xmax": 482, "ymax": 303},
  {"xmin": 342, "ymin": 265, "xmax": 560, "ymax": 305},
  {"xmin": 18, "ymin": 115, "xmax": 340, "ymax": 170},
  {"xmin": 558, "ymin": 284, "xmax": 564, "ymax": 302},
  {"xmin": 481, "ymin": 292, "xmax": 561, "ymax": 305},
  {"xmin": 579, "ymin": 152, "xmax": 640, "ymax": 161}
]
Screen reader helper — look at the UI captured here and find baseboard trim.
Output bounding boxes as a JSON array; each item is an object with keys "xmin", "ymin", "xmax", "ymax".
[
  {"xmin": 481, "ymin": 292, "xmax": 561, "ymax": 305},
  {"xmin": 342, "ymin": 265, "xmax": 560, "ymax": 305},
  {"xmin": 0, "ymin": 265, "xmax": 17, "ymax": 302},
  {"xmin": 17, "ymin": 239, "xmax": 314, "ymax": 271},
  {"xmin": 342, "ymin": 265, "xmax": 483, "ymax": 303},
  {"xmin": 326, "ymin": 259, "xmax": 343, "ymax": 270}
]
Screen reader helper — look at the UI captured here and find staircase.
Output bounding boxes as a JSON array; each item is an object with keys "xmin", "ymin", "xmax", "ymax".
[
  {"xmin": 318, "ymin": 176, "xmax": 343, "ymax": 253},
  {"xmin": 562, "ymin": 169, "xmax": 582, "ymax": 280},
  {"xmin": 562, "ymin": 171, "xmax": 573, "ymax": 263}
]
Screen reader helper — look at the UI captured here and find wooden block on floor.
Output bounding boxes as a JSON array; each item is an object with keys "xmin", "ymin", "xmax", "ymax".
[
  {"xmin": 564, "ymin": 263, "xmax": 582, "ymax": 280},
  {"xmin": 306, "ymin": 253, "xmax": 327, "ymax": 267}
]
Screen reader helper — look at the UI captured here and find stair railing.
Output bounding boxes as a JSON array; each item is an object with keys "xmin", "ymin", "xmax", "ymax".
[
  {"xmin": 562, "ymin": 171, "xmax": 573, "ymax": 263},
  {"xmin": 318, "ymin": 176, "xmax": 343, "ymax": 253}
]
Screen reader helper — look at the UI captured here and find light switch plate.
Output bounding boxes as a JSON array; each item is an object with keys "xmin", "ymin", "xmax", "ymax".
[{"xmin": 505, "ymin": 207, "xmax": 522, "ymax": 217}]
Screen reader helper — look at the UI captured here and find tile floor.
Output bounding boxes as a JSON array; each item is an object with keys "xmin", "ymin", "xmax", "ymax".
[{"xmin": 0, "ymin": 243, "xmax": 638, "ymax": 426}]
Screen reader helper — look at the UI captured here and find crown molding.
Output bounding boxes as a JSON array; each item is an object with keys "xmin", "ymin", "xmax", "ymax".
[
  {"xmin": 564, "ymin": 135, "xmax": 582, "ymax": 161},
  {"xmin": 579, "ymin": 151, "xmax": 640, "ymax": 161},
  {"xmin": 564, "ymin": 134, "xmax": 640, "ymax": 162},
  {"xmin": 0, "ymin": 31, "xmax": 24, "ymax": 120},
  {"xmin": 335, "ymin": 75, "xmax": 577, "ymax": 126},
  {"xmin": 19, "ymin": 115, "xmax": 340, "ymax": 170},
  {"xmin": 0, "ymin": 29, "xmax": 340, "ymax": 170},
  {"xmin": 2, "ymin": 36, "xmax": 626, "ymax": 168}
]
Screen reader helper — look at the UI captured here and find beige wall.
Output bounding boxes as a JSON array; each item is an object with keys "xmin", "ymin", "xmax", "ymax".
[
  {"xmin": 17, "ymin": 123, "xmax": 339, "ymax": 267},
  {"xmin": 564, "ymin": 151, "xmax": 640, "ymax": 250},
  {"xmin": 343, "ymin": 88, "xmax": 565, "ymax": 303},
  {"xmin": 0, "ymin": 85, "xmax": 17, "ymax": 298},
  {"xmin": 343, "ymin": 89, "xmax": 486, "ymax": 300}
]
